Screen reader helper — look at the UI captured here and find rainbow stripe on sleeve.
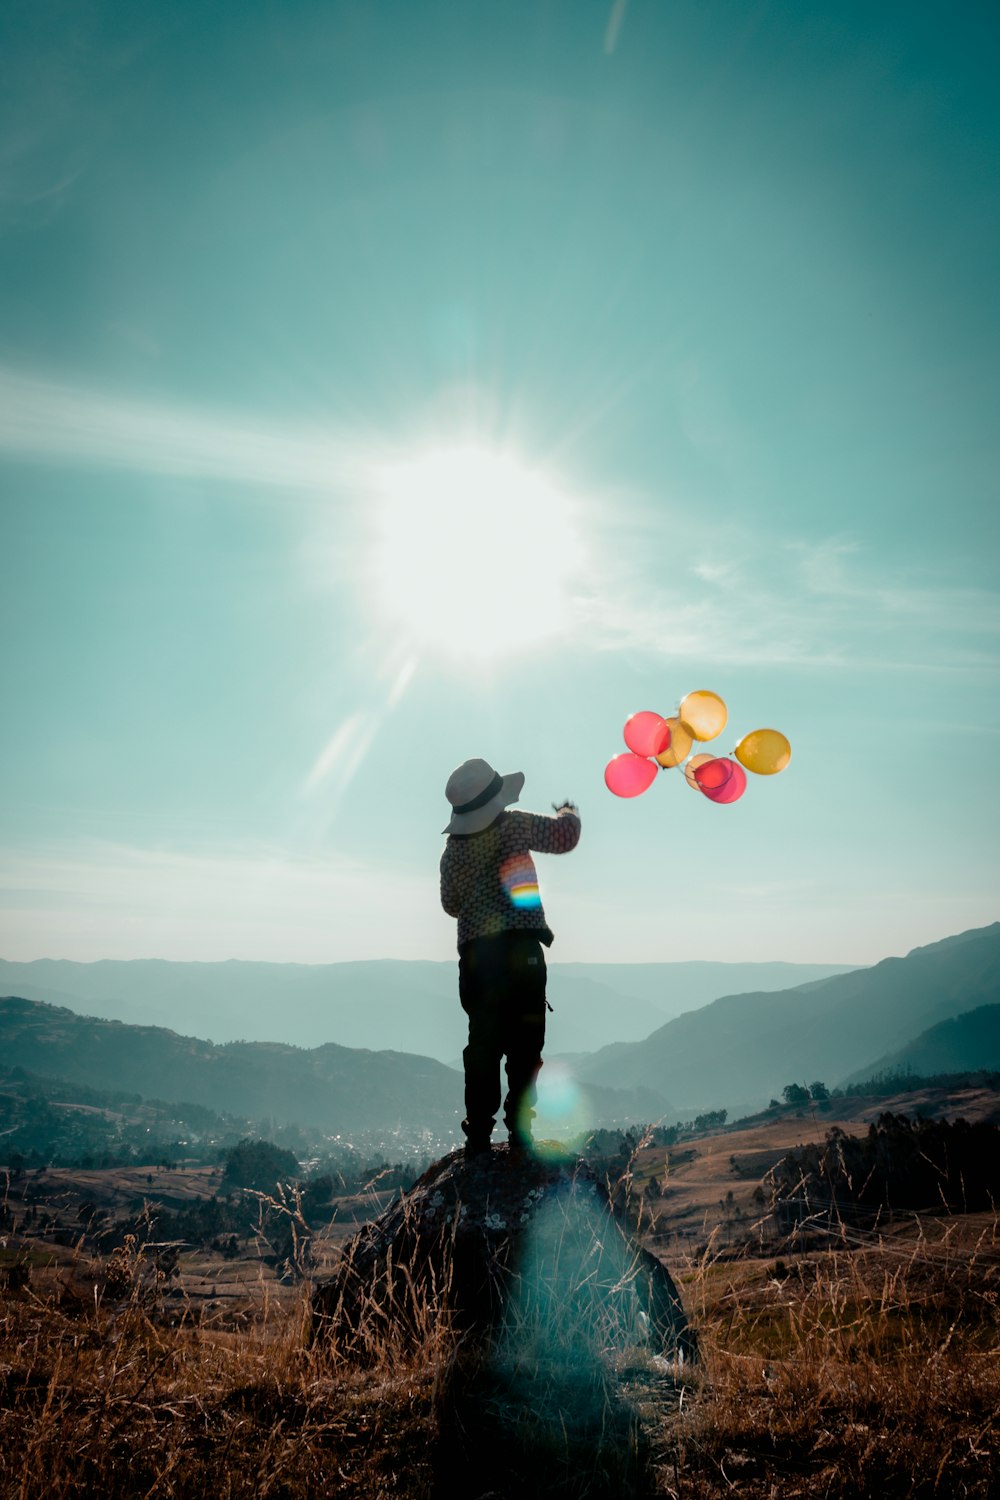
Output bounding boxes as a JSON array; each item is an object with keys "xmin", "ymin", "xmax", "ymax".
[{"xmin": 499, "ymin": 852, "xmax": 541, "ymax": 910}]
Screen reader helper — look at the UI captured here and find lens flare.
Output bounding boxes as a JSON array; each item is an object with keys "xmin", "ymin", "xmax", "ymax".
[
  {"xmin": 531, "ymin": 1061, "xmax": 590, "ymax": 1149},
  {"xmin": 505, "ymin": 1189, "xmax": 653, "ymax": 1354},
  {"xmin": 500, "ymin": 852, "xmax": 541, "ymax": 910}
]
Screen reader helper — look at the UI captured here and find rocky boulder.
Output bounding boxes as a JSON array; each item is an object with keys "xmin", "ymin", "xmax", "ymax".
[{"xmin": 311, "ymin": 1144, "xmax": 696, "ymax": 1362}]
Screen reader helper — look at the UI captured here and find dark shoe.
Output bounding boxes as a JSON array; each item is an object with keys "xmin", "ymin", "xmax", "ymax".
[
  {"xmin": 507, "ymin": 1132, "xmax": 533, "ymax": 1158},
  {"xmin": 464, "ymin": 1140, "xmax": 492, "ymax": 1162}
]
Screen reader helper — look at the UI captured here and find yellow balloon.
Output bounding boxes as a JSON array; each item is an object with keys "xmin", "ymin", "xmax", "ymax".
[
  {"xmin": 655, "ymin": 715, "xmax": 694, "ymax": 768},
  {"xmin": 679, "ymin": 689, "xmax": 728, "ymax": 742},
  {"xmin": 684, "ymin": 752, "xmax": 714, "ymax": 789},
  {"xmin": 734, "ymin": 728, "xmax": 791, "ymax": 776}
]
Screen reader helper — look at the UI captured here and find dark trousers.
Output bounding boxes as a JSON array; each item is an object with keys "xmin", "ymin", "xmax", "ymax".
[{"xmin": 458, "ymin": 932, "xmax": 547, "ymax": 1144}]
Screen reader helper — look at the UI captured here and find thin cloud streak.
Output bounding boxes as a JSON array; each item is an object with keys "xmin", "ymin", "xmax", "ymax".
[
  {"xmin": 604, "ymin": 0, "xmax": 629, "ymax": 56},
  {"xmin": 0, "ymin": 364, "xmax": 370, "ymax": 492},
  {"xmin": 4, "ymin": 364, "xmax": 995, "ymax": 675},
  {"xmin": 579, "ymin": 536, "xmax": 1000, "ymax": 671},
  {"xmin": 0, "ymin": 840, "xmax": 446, "ymax": 964}
]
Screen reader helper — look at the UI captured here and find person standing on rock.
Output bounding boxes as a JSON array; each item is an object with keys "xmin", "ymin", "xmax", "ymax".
[{"xmin": 440, "ymin": 757, "xmax": 581, "ymax": 1160}]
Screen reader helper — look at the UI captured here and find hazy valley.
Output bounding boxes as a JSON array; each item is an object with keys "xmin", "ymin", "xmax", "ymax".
[
  {"xmin": 2, "ymin": 924, "xmax": 997, "ymax": 1150},
  {"xmin": 0, "ymin": 955, "xmax": 858, "ymax": 1060}
]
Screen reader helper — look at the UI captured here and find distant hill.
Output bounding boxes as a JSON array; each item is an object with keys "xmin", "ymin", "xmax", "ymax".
[
  {"xmin": 0, "ymin": 996, "xmax": 673, "ymax": 1142},
  {"xmin": 0, "ymin": 956, "xmax": 857, "ymax": 1060},
  {"xmin": 0, "ymin": 995, "xmax": 463, "ymax": 1138},
  {"xmin": 578, "ymin": 922, "xmax": 1000, "ymax": 1115},
  {"xmin": 0, "ymin": 1060, "xmax": 255, "ymax": 1169},
  {"xmin": 844, "ymin": 1003, "xmax": 1000, "ymax": 1085}
]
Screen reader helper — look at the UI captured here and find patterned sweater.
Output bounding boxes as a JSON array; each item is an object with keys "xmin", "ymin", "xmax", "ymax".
[{"xmin": 440, "ymin": 807, "xmax": 582, "ymax": 949}]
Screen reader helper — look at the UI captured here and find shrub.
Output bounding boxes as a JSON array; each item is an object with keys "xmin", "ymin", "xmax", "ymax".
[{"xmin": 221, "ymin": 1138, "xmax": 300, "ymax": 1191}]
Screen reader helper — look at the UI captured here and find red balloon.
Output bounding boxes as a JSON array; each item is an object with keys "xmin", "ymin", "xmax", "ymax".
[
  {"xmin": 604, "ymin": 752, "xmax": 658, "ymax": 798},
  {"xmin": 623, "ymin": 711, "xmax": 671, "ymax": 759},
  {"xmin": 694, "ymin": 757, "xmax": 747, "ymax": 804},
  {"xmin": 694, "ymin": 758, "xmax": 732, "ymax": 792}
]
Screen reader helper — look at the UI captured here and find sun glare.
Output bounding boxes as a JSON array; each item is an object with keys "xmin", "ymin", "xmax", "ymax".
[{"xmin": 368, "ymin": 443, "xmax": 586, "ymax": 664}]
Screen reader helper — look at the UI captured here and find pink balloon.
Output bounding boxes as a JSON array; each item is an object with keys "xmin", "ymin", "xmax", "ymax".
[
  {"xmin": 694, "ymin": 757, "xmax": 747, "ymax": 804},
  {"xmin": 693, "ymin": 758, "xmax": 733, "ymax": 792},
  {"xmin": 604, "ymin": 752, "xmax": 658, "ymax": 798},
  {"xmin": 623, "ymin": 711, "xmax": 671, "ymax": 758}
]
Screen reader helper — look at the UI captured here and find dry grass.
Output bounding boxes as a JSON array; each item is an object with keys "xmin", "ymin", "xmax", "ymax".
[
  {"xmin": 0, "ymin": 1242, "xmax": 440, "ymax": 1499},
  {"xmin": 2, "ymin": 1178, "xmax": 998, "ymax": 1497},
  {"xmin": 655, "ymin": 1214, "xmax": 1000, "ymax": 1498}
]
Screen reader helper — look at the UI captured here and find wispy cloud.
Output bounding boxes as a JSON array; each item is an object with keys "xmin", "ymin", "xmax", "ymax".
[
  {"xmin": 0, "ymin": 839, "xmax": 445, "ymax": 964},
  {"xmin": 604, "ymin": 0, "xmax": 630, "ymax": 56},
  {"xmin": 0, "ymin": 364, "xmax": 370, "ymax": 492},
  {"xmin": 579, "ymin": 534, "xmax": 1000, "ymax": 671},
  {"xmin": 4, "ymin": 364, "xmax": 995, "ymax": 676}
]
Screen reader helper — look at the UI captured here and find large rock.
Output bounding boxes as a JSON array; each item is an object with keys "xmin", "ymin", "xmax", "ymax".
[{"xmin": 311, "ymin": 1144, "xmax": 696, "ymax": 1362}]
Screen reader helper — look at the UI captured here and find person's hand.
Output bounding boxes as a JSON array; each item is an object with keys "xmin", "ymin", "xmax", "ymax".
[{"xmin": 552, "ymin": 800, "xmax": 579, "ymax": 815}]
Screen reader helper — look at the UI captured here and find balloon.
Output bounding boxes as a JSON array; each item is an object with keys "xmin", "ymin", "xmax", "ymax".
[
  {"xmin": 623, "ymin": 711, "xmax": 672, "ymax": 759},
  {"xmin": 695, "ymin": 757, "xmax": 747, "ymax": 804},
  {"xmin": 684, "ymin": 752, "xmax": 715, "ymax": 789},
  {"xmin": 655, "ymin": 715, "xmax": 693, "ymax": 768},
  {"xmin": 604, "ymin": 752, "xmax": 658, "ymax": 798},
  {"xmin": 679, "ymin": 689, "xmax": 728, "ymax": 742},
  {"xmin": 734, "ymin": 728, "xmax": 791, "ymax": 776},
  {"xmin": 694, "ymin": 757, "xmax": 734, "ymax": 792}
]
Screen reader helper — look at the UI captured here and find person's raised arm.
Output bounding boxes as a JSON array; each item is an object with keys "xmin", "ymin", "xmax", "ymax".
[{"xmin": 520, "ymin": 803, "xmax": 581, "ymax": 855}]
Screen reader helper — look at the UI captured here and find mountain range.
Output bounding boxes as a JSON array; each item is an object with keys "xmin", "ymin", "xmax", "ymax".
[
  {"xmin": 0, "ymin": 994, "xmax": 462, "ymax": 1138},
  {"xmin": 0, "ymin": 956, "xmax": 856, "ymax": 1061},
  {"xmin": 1, "ymin": 923, "xmax": 996, "ymax": 1138},
  {"xmin": 578, "ymin": 922, "xmax": 1000, "ymax": 1114},
  {"xmin": 842, "ymin": 1003, "xmax": 1000, "ymax": 1085},
  {"xmin": 0, "ymin": 996, "xmax": 672, "ymax": 1140}
]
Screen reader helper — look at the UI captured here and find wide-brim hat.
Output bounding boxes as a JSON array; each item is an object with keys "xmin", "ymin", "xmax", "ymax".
[{"xmin": 442, "ymin": 758, "xmax": 525, "ymax": 835}]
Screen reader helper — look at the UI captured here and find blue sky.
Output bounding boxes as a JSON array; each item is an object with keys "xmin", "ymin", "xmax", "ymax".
[{"xmin": 1, "ymin": 0, "xmax": 997, "ymax": 967}]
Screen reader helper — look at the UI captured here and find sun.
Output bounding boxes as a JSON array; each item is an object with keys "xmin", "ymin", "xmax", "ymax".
[{"xmin": 366, "ymin": 442, "xmax": 587, "ymax": 664}]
